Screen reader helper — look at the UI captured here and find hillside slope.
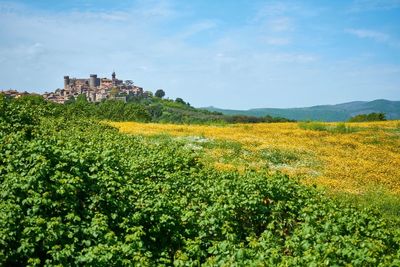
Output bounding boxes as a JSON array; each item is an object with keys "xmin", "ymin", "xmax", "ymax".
[{"xmin": 204, "ymin": 99, "xmax": 400, "ymax": 121}]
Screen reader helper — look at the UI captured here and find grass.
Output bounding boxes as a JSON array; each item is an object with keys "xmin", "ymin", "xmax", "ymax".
[
  {"xmin": 299, "ymin": 121, "xmax": 360, "ymax": 133},
  {"xmin": 333, "ymin": 188, "xmax": 400, "ymax": 228}
]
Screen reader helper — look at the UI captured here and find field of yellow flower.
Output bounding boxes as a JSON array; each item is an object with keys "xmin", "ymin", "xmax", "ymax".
[{"xmin": 109, "ymin": 120, "xmax": 400, "ymax": 204}]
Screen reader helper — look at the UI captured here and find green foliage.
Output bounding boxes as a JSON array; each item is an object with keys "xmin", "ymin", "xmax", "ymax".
[
  {"xmin": 349, "ymin": 112, "xmax": 387, "ymax": 122},
  {"xmin": 0, "ymin": 94, "xmax": 60, "ymax": 137},
  {"xmin": 76, "ymin": 94, "xmax": 88, "ymax": 104},
  {"xmin": 64, "ymin": 95, "xmax": 76, "ymax": 105},
  {"xmin": 155, "ymin": 89, "xmax": 166, "ymax": 98},
  {"xmin": 334, "ymin": 189, "xmax": 400, "ymax": 228},
  {"xmin": 151, "ymin": 99, "xmax": 294, "ymax": 124},
  {"xmin": 0, "ymin": 101, "xmax": 399, "ymax": 266},
  {"xmin": 175, "ymin": 97, "xmax": 186, "ymax": 105},
  {"xmin": 299, "ymin": 121, "xmax": 327, "ymax": 131},
  {"xmin": 6, "ymin": 93, "xmax": 290, "ymax": 124},
  {"xmin": 299, "ymin": 122, "xmax": 359, "ymax": 133},
  {"xmin": 225, "ymin": 115, "xmax": 294, "ymax": 123},
  {"xmin": 92, "ymin": 101, "xmax": 151, "ymax": 122}
]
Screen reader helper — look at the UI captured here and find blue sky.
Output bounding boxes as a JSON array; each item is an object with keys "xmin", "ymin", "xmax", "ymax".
[{"xmin": 0, "ymin": 0, "xmax": 399, "ymax": 109}]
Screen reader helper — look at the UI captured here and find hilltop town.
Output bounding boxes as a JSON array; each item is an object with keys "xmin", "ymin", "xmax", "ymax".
[
  {"xmin": 0, "ymin": 89, "xmax": 35, "ymax": 99},
  {"xmin": 42, "ymin": 72, "xmax": 147, "ymax": 104}
]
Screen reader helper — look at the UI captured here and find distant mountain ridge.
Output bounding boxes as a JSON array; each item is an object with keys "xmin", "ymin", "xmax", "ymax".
[{"xmin": 203, "ymin": 99, "xmax": 400, "ymax": 122}]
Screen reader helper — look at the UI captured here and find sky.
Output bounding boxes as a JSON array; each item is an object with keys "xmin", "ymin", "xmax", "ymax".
[{"xmin": 0, "ymin": 0, "xmax": 399, "ymax": 109}]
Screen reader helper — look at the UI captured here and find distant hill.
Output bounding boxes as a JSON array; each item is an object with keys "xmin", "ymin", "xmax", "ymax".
[{"xmin": 203, "ymin": 99, "xmax": 400, "ymax": 122}]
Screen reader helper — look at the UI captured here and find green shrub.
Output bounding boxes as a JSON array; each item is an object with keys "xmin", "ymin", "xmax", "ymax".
[{"xmin": 349, "ymin": 112, "xmax": 386, "ymax": 122}]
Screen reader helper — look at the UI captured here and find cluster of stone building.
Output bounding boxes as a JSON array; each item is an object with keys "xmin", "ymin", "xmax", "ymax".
[
  {"xmin": 43, "ymin": 72, "xmax": 145, "ymax": 104},
  {"xmin": 0, "ymin": 89, "xmax": 32, "ymax": 98}
]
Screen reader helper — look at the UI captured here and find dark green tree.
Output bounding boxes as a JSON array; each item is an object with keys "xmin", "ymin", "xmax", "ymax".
[
  {"xmin": 349, "ymin": 112, "xmax": 387, "ymax": 122},
  {"xmin": 175, "ymin": 97, "xmax": 186, "ymax": 105},
  {"xmin": 155, "ymin": 89, "xmax": 165, "ymax": 98}
]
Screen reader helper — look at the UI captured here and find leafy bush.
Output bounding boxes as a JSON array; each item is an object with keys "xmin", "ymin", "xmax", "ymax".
[
  {"xmin": 349, "ymin": 112, "xmax": 386, "ymax": 122},
  {"xmin": 0, "ymin": 94, "xmax": 60, "ymax": 137},
  {"xmin": 0, "ymin": 103, "xmax": 399, "ymax": 266}
]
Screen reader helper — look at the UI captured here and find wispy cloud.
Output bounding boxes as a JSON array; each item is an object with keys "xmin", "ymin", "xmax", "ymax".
[
  {"xmin": 264, "ymin": 37, "xmax": 291, "ymax": 46},
  {"xmin": 79, "ymin": 11, "xmax": 129, "ymax": 21},
  {"xmin": 268, "ymin": 17, "xmax": 293, "ymax": 32},
  {"xmin": 254, "ymin": 1, "xmax": 324, "ymax": 20},
  {"xmin": 345, "ymin": 28, "xmax": 400, "ymax": 48},
  {"xmin": 256, "ymin": 2, "xmax": 291, "ymax": 17},
  {"xmin": 133, "ymin": 0, "xmax": 178, "ymax": 19},
  {"xmin": 346, "ymin": 28, "xmax": 389, "ymax": 42},
  {"xmin": 271, "ymin": 53, "xmax": 316, "ymax": 63},
  {"xmin": 349, "ymin": 0, "xmax": 400, "ymax": 12},
  {"xmin": 176, "ymin": 20, "xmax": 216, "ymax": 39}
]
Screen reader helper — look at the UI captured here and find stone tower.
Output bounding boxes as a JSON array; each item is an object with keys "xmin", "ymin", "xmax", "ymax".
[
  {"xmin": 89, "ymin": 74, "xmax": 98, "ymax": 88},
  {"xmin": 112, "ymin": 71, "xmax": 116, "ymax": 85},
  {"xmin": 64, "ymin": 76, "xmax": 70, "ymax": 89}
]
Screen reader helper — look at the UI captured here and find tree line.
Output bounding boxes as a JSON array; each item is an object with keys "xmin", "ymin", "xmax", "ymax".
[{"xmin": 1, "ymin": 93, "xmax": 294, "ymax": 124}]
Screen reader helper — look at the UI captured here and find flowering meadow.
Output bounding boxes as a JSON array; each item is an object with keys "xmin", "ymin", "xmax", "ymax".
[{"xmin": 109, "ymin": 121, "xmax": 400, "ymax": 213}]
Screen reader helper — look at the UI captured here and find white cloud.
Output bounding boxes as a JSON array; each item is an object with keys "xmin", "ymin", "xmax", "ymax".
[
  {"xmin": 257, "ymin": 2, "xmax": 290, "ymax": 16},
  {"xmin": 253, "ymin": 1, "xmax": 324, "ymax": 22},
  {"xmin": 78, "ymin": 11, "xmax": 129, "ymax": 21},
  {"xmin": 265, "ymin": 37, "xmax": 291, "ymax": 45},
  {"xmin": 346, "ymin": 28, "xmax": 389, "ymax": 42},
  {"xmin": 131, "ymin": 0, "xmax": 181, "ymax": 22},
  {"xmin": 345, "ymin": 28, "xmax": 400, "ymax": 49},
  {"xmin": 271, "ymin": 53, "xmax": 316, "ymax": 63},
  {"xmin": 349, "ymin": 0, "xmax": 400, "ymax": 12},
  {"xmin": 268, "ymin": 17, "xmax": 293, "ymax": 32},
  {"xmin": 176, "ymin": 20, "xmax": 217, "ymax": 39}
]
